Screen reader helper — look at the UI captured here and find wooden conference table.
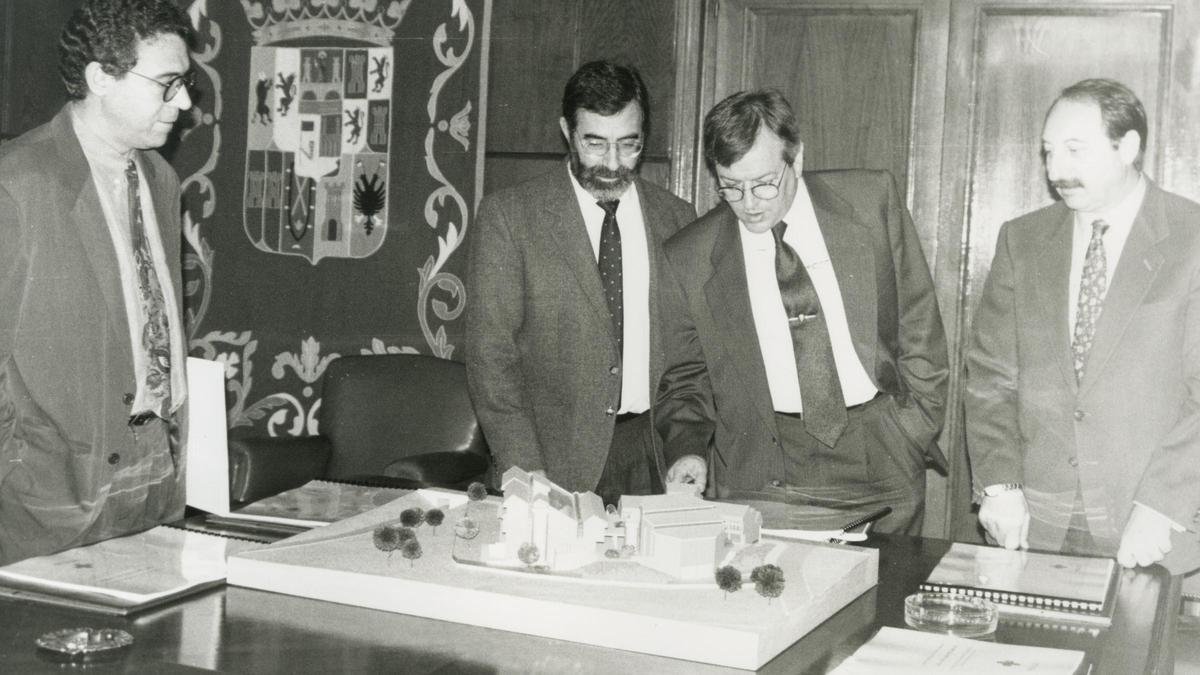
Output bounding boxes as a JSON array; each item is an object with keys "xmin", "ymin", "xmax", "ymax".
[{"xmin": 0, "ymin": 533, "xmax": 1181, "ymax": 674}]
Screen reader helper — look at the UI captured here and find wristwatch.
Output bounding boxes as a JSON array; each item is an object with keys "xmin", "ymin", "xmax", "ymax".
[{"xmin": 982, "ymin": 482, "xmax": 1023, "ymax": 497}]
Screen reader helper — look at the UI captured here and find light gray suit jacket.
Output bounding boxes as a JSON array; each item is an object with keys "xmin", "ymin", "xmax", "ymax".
[
  {"xmin": 0, "ymin": 106, "xmax": 186, "ymax": 564},
  {"xmin": 967, "ymin": 180, "xmax": 1200, "ymax": 571},
  {"xmin": 465, "ymin": 167, "xmax": 695, "ymax": 493}
]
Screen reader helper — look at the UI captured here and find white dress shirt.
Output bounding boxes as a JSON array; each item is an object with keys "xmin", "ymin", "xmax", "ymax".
[
  {"xmin": 738, "ymin": 180, "xmax": 877, "ymax": 413},
  {"xmin": 567, "ymin": 166, "xmax": 650, "ymax": 414}
]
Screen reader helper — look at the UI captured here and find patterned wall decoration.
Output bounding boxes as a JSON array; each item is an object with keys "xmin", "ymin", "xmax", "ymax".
[{"xmin": 174, "ymin": 0, "xmax": 490, "ymax": 437}]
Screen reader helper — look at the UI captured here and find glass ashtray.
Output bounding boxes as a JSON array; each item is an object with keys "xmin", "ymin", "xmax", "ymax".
[{"xmin": 904, "ymin": 592, "xmax": 998, "ymax": 638}]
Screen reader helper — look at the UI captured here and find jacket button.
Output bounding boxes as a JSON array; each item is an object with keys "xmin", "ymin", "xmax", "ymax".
[
  {"xmin": 610, "ymin": 366, "xmax": 619, "ymax": 375},
  {"xmin": 1073, "ymin": 410, "xmax": 1085, "ymax": 421},
  {"xmin": 605, "ymin": 408, "xmax": 615, "ymax": 416},
  {"xmin": 123, "ymin": 393, "xmax": 135, "ymax": 405},
  {"xmin": 1068, "ymin": 456, "xmax": 1078, "ymax": 467},
  {"xmin": 107, "ymin": 453, "xmax": 121, "ymax": 465},
  {"xmin": 770, "ymin": 479, "xmax": 783, "ymax": 487}
]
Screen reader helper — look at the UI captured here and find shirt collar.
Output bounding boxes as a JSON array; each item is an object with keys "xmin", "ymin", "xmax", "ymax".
[{"xmin": 1074, "ymin": 174, "xmax": 1146, "ymax": 233}]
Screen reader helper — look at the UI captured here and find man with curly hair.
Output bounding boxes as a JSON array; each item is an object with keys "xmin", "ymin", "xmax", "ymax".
[{"xmin": 0, "ymin": 0, "xmax": 194, "ymax": 564}]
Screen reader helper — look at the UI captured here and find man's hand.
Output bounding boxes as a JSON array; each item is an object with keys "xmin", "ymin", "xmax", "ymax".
[
  {"xmin": 1117, "ymin": 504, "xmax": 1174, "ymax": 568},
  {"xmin": 665, "ymin": 455, "xmax": 707, "ymax": 492},
  {"xmin": 979, "ymin": 489, "xmax": 1029, "ymax": 550}
]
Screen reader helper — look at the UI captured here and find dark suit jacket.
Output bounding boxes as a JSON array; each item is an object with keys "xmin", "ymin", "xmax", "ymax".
[
  {"xmin": 465, "ymin": 167, "xmax": 695, "ymax": 493},
  {"xmin": 966, "ymin": 180, "xmax": 1200, "ymax": 570},
  {"xmin": 656, "ymin": 169, "xmax": 948, "ymax": 495},
  {"xmin": 0, "ymin": 106, "xmax": 186, "ymax": 564}
]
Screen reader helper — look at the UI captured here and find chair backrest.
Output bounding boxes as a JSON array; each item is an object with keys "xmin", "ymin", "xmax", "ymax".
[{"xmin": 319, "ymin": 354, "xmax": 488, "ymax": 479}]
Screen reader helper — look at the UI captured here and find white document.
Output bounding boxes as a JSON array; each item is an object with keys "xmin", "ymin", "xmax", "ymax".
[
  {"xmin": 830, "ymin": 626, "xmax": 1084, "ymax": 674},
  {"xmin": 185, "ymin": 356, "xmax": 232, "ymax": 515}
]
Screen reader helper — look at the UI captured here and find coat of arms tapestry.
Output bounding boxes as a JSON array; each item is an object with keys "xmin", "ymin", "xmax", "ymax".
[{"xmin": 174, "ymin": 0, "xmax": 489, "ymax": 437}]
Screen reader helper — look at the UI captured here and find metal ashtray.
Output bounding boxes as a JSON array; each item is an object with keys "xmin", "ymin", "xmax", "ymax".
[
  {"xmin": 904, "ymin": 592, "xmax": 998, "ymax": 638},
  {"xmin": 36, "ymin": 627, "xmax": 134, "ymax": 659}
]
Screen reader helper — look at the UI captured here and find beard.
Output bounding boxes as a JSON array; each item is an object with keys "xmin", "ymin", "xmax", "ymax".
[{"xmin": 569, "ymin": 149, "xmax": 639, "ymax": 202}]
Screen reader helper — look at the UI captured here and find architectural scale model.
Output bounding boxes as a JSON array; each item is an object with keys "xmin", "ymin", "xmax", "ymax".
[{"xmin": 478, "ymin": 467, "xmax": 764, "ymax": 581}]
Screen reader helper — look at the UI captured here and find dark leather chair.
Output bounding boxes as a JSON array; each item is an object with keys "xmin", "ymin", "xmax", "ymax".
[{"xmin": 227, "ymin": 354, "xmax": 490, "ymax": 505}]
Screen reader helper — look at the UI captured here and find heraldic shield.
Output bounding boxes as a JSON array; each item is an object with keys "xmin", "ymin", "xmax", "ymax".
[{"xmin": 244, "ymin": 44, "xmax": 393, "ymax": 264}]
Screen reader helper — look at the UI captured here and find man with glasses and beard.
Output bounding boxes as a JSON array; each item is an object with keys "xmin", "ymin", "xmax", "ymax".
[
  {"xmin": 466, "ymin": 61, "xmax": 695, "ymax": 504},
  {"xmin": 655, "ymin": 89, "xmax": 949, "ymax": 534},
  {"xmin": 0, "ymin": 0, "xmax": 193, "ymax": 564}
]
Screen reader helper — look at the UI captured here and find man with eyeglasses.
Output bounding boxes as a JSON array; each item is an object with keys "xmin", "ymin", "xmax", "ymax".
[
  {"xmin": 0, "ymin": 0, "xmax": 193, "ymax": 564},
  {"xmin": 655, "ymin": 89, "xmax": 948, "ymax": 534},
  {"xmin": 466, "ymin": 61, "xmax": 695, "ymax": 505}
]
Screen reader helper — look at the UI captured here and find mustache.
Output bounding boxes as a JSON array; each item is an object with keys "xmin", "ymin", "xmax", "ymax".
[{"xmin": 1051, "ymin": 179, "xmax": 1083, "ymax": 190}]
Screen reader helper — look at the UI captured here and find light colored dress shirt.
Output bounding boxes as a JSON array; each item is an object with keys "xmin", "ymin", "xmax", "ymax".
[
  {"xmin": 567, "ymin": 165, "xmax": 650, "ymax": 414},
  {"xmin": 738, "ymin": 180, "xmax": 877, "ymax": 413},
  {"xmin": 72, "ymin": 108, "xmax": 187, "ymax": 416}
]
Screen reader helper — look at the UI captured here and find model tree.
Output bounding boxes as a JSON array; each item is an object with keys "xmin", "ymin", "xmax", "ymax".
[
  {"xmin": 517, "ymin": 542, "xmax": 540, "ymax": 568},
  {"xmin": 750, "ymin": 564, "xmax": 785, "ymax": 604},
  {"xmin": 396, "ymin": 526, "xmax": 417, "ymax": 544},
  {"xmin": 372, "ymin": 524, "xmax": 402, "ymax": 559},
  {"xmin": 425, "ymin": 508, "xmax": 445, "ymax": 535},
  {"xmin": 453, "ymin": 517, "xmax": 479, "ymax": 540},
  {"xmin": 715, "ymin": 565, "xmax": 743, "ymax": 599},
  {"xmin": 466, "ymin": 482, "xmax": 488, "ymax": 516},
  {"xmin": 399, "ymin": 507, "xmax": 425, "ymax": 528},
  {"xmin": 401, "ymin": 538, "xmax": 422, "ymax": 568}
]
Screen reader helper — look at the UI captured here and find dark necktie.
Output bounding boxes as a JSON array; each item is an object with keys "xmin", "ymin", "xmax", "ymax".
[
  {"xmin": 597, "ymin": 200, "xmax": 623, "ymax": 354},
  {"xmin": 1071, "ymin": 219, "xmax": 1109, "ymax": 383},
  {"xmin": 126, "ymin": 160, "xmax": 173, "ymax": 418},
  {"xmin": 772, "ymin": 221, "xmax": 847, "ymax": 447}
]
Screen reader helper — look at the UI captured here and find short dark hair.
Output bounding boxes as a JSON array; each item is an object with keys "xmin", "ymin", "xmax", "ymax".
[
  {"xmin": 703, "ymin": 89, "xmax": 801, "ymax": 173},
  {"xmin": 1053, "ymin": 78, "xmax": 1148, "ymax": 169},
  {"xmin": 59, "ymin": 0, "xmax": 194, "ymax": 100},
  {"xmin": 561, "ymin": 61, "xmax": 649, "ymax": 136}
]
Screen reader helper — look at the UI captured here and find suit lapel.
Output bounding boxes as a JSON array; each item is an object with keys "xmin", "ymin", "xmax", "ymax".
[
  {"xmin": 52, "ymin": 110, "xmax": 130, "ymax": 351},
  {"xmin": 541, "ymin": 168, "xmax": 612, "ymax": 332},
  {"xmin": 1080, "ymin": 185, "xmax": 1168, "ymax": 395},
  {"xmin": 807, "ymin": 176, "xmax": 878, "ymax": 371},
  {"xmin": 703, "ymin": 206, "xmax": 776, "ymax": 431},
  {"xmin": 1029, "ymin": 208, "xmax": 1077, "ymax": 391},
  {"xmin": 639, "ymin": 179, "xmax": 668, "ymax": 387}
]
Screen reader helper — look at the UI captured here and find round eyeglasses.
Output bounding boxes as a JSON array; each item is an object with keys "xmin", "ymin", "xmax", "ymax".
[
  {"xmin": 124, "ymin": 69, "xmax": 196, "ymax": 102},
  {"xmin": 716, "ymin": 165, "xmax": 788, "ymax": 202},
  {"xmin": 576, "ymin": 134, "xmax": 644, "ymax": 159}
]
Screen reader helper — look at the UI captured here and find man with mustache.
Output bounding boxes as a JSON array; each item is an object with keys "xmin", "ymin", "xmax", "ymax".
[
  {"xmin": 466, "ymin": 61, "xmax": 695, "ymax": 504},
  {"xmin": 967, "ymin": 78, "xmax": 1200, "ymax": 571},
  {"xmin": 0, "ymin": 0, "xmax": 194, "ymax": 564}
]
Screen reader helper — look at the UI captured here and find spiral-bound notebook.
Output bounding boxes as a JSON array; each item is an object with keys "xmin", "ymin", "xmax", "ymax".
[{"xmin": 920, "ymin": 542, "xmax": 1119, "ymax": 627}]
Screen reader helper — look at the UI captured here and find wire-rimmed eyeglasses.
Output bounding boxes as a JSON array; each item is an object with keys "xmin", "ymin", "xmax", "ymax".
[
  {"xmin": 124, "ymin": 69, "xmax": 195, "ymax": 102},
  {"xmin": 576, "ymin": 133, "xmax": 644, "ymax": 159},
  {"xmin": 716, "ymin": 164, "xmax": 788, "ymax": 202}
]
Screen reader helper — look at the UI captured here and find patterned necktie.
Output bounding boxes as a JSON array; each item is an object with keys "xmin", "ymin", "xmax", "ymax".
[
  {"xmin": 771, "ymin": 221, "xmax": 847, "ymax": 446},
  {"xmin": 1071, "ymin": 219, "xmax": 1109, "ymax": 383},
  {"xmin": 597, "ymin": 200, "xmax": 623, "ymax": 354},
  {"xmin": 126, "ymin": 160, "xmax": 173, "ymax": 417}
]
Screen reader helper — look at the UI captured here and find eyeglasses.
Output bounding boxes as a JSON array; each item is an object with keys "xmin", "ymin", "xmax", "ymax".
[
  {"xmin": 575, "ymin": 133, "xmax": 644, "ymax": 159},
  {"xmin": 123, "ymin": 69, "xmax": 195, "ymax": 102},
  {"xmin": 716, "ymin": 165, "xmax": 788, "ymax": 202}
]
